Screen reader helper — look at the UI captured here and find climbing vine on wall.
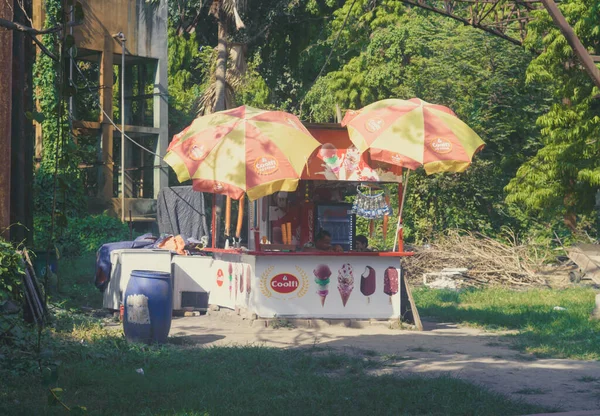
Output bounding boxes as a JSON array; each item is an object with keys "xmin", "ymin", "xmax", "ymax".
[{"xmin": 33, "ymin": 0, "xmax": 86, "ymax": 243}]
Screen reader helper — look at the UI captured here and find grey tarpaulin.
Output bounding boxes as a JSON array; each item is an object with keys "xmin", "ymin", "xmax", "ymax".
[{"xmin": 157, "ymin": 186, "xmax": 209, "ymax": 240}]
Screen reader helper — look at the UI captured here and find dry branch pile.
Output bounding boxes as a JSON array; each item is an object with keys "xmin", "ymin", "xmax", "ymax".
[{"xmin": 403, "ymin": 230, "xmax": 549, "ymax": 287}]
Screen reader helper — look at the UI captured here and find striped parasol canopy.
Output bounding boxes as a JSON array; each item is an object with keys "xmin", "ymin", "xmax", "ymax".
[
  {"xmin": 164, "ymin": 106, "xmax": 321, "ymax": 201},
  {"xmin": 341, "ymin": 98, "xmax": 485, "ymax": 174}
]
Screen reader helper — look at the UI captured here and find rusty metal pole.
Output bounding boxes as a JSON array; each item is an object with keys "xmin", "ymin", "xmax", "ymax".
[
  {"xmin": 541, "ymin": 0, "xmax": 600, "ymax": 90},
  {"xmin": 0, "ymin": 1, "xmax": 13, "ymax": 239}
]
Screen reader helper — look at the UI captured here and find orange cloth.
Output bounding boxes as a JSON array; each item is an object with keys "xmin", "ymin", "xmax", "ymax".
[{"xmin": 157, "ymin": 235, "xmax": 187, "ymax": 255}]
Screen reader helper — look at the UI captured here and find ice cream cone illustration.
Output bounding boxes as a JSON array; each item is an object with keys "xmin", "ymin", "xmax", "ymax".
[
  {"xmin": 337, "ymin": 263, "xmax": 354, "ymax": 307},
  {"xmin": 344, "ymin": 146, "xmax": 361, "ymax": 178},
  {"xmin": 228, "ymin": 263, "xmax": 233, "ymax": 299},
  {"xmin": 319, "ymin": 143, "xmax": 342, "ymax": 175},
  {"xmin": 313, "ymin": 264, "xmax": 332, "ymax": 307},
  {"xmin": 235, "ymin": 268, "xmax": 238, "ymax": 301},
  {"xmin": 384, "ymin": 267, "xmax": 399, "ymax": 304},
  {"xmin": 246, "ymin": 265, "xmax": 252, "ymax": 295},
  {"xmin": 360, "ymin": 266, "xmax": 376, "ymax": 304}
]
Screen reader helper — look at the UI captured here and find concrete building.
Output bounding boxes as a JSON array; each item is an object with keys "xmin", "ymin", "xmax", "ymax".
[{"xmin": 33, "ymin": 0, "xmax": 169, "ymax": 224}]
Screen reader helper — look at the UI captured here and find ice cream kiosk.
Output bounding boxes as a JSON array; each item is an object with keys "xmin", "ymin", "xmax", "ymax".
[
  {"xmin": 108, "ymin": 101, "xmax": 484, "ymax": 326},
  {"xmin": 169, "ymin": 123, "xmax": 417, "ymax": 322}
]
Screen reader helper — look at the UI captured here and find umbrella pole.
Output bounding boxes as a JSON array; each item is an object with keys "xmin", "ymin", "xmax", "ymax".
[
  {"xmin": 236, "ymin": 195, "xmax": 245, "ymax": 240},
  {"xmin": 211, "ymin": 195, "xmax": 217, "ymax": 249},
  {"xmin": 393, "ymin": 170, "xmax": 410, "ymax": 252},
  {"xmin": 225, "ymin": 196, "xmax": 232, "ymax": 237}
]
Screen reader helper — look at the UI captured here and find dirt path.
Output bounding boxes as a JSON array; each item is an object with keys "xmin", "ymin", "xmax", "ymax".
[{"xmin": 169, "ymin": 315, "xmax": 600, "ymax": 412}]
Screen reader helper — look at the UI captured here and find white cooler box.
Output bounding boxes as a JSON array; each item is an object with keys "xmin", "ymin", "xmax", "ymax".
[
  {"xmin": 103, "ymin": 249, "xmax": 173, "ymax": 310},
  {"xmin": 171, "ymin": 256, "xmax": 213, "ymax": 311}
]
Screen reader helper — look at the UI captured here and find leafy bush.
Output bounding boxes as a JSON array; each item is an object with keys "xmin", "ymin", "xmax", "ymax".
[
  {"xmin": 0, "ymin": 237, "xmax": 24, "ymax": 303},
  {"xmin": 34, "ymin": 214, "xmax": 130, "ymax": 257}
]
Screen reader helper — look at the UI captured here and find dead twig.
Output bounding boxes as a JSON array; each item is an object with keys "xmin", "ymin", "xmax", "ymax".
[{"xmin": 404, "ymin": 229, "xmax": 549, "ymax": 288}]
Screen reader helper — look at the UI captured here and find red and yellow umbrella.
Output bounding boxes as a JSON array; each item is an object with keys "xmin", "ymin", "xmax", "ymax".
[
  {"xmin": 164, "ymin": 106, "xmax": 320, "ymax": 201},
  {"xmin": 341, "ymin": 98, "xmax": 485, "ymax": 174}
]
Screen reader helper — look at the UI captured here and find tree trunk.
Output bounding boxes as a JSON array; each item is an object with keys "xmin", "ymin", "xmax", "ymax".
[
  {"xmin": 214, "ymin": 6, "xmax": 228, "ymax": 113},
  {"xmin": 212, "ymin": 4, "xmax": 228, "ymax": 248},
  {"xmin": 0, "ymin": 1, "xmax": 13, "ymax": 239}
]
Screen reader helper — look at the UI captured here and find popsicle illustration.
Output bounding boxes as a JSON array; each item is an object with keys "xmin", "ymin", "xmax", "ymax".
[
  {"xmin": 313, "ymin": 264, "xmax": 332, "ymax": 307},
  {"xmin": 360, "ymin": 266, "xmax": 376, "ymax": 304},
  {"xmin": 337, "ymin": 263, "xmax": 354, "ymax": 307},
  {"xmin": 228, "ymin": 263, "xmax": 233, "ymax": 299},
  {"xmin": 384, "ymin": 267, "xmax": 399, "ymax": 304},
  {"xmin": 246, "ymin": 265, "xmax": 252, "ymax": 295}
]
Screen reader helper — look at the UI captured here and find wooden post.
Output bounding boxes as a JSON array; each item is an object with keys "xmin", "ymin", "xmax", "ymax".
[
  {"xmin": 10, "ymin": 0, "xmax": 34, "ymax": 244},
  {"xmin": 541, "ymin": 0, "xmax": 600, "ymax": 90},
  {"xmin": 0, "ymin": 0, "xmax": 13, "ymax": 239},
  {"xmin": 211, "ymin": 195, "xmax": 217, "ymax": 249},
  {"xmin": 99, "ymin": 35, "xmax": 115, "ymax": 203}
]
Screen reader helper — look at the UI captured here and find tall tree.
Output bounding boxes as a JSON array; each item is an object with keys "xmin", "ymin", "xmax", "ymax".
[
  {"xmin": 208, "ymin": 0, "xmax": 246, "ymax": 113},
  {"xmin": 505, "ymin": 0, "xmax": 600, "ymax": 235},
  {"xmin": 304, "ymin": 5, "xmax": 549, "ymax": 242}
]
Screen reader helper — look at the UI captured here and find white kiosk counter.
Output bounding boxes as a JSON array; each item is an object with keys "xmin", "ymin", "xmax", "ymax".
[{"xmin": 103, "ymin": 249, "xmax": 412, "ymax": 321}]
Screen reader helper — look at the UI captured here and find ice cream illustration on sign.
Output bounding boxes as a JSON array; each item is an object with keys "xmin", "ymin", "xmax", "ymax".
[
  {"xmin": 338, "ymin": 263, "xmax": 354, "ymax": 307},
  {"xmin": 234, "ymin": 264, "xmax": 239, "ymax": 301},
  {"xmin": 313, "ymin": 264, "xmax": 331, "ymax": 307},
  {"xmin": 319, "ymin": 143, "xmax": 342, "ymax": 174},
  {"xmin": 343, "ymin": 146, "xmax": 361, "ymax": 180},
  {"xmin": 246, "ymin": 264, "xmax": 252, "ymax": 301},
  {"xmin": 360, "ymin": 266, "xmax": 376, "ymax": 304},
  {"xmin": 384, "ymin": 267, "xmax": 399, "ymax": 304},
  {"xmin": 240, "ymin": 264, "xmax": 245, "ymax": 293},
  {"xmin": 228, "ymin": 263, "xmax": 233, "ymax": 299}
]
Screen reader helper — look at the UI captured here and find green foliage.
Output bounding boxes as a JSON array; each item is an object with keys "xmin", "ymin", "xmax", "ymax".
[
  {"xmin": 505, "ymin": 0, "xmax": 600, "ymax": 226},
  {"xmin": 0, "ymin": 237, "xmax": 24, "ymax": 303},
  {"xmin": 306, "ymin": 5, "xmax": 549, "ymax": 241},
  {"xmin": 34, "ymin": 214, "xmax": 130, "ymax": 257},
  {"xmin": 168, "ymin": 27, "xmax": 206, "ymax": 133},
  {"xmin": 166, "ymin": 0, "xmax": 596, "ymax": 241},
  {"xmin": 235, "ymin": 54, "xmax": 275, "ymax": 109}
]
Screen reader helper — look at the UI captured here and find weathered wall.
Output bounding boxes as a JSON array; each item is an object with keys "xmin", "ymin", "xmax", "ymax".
[
  {"xmin": 73, "ymin": 0, "xmax": 167, "ymax": 58},
  {"xmin": 32, "ymin": 0, "xmax": 168, "ymax": 58}
]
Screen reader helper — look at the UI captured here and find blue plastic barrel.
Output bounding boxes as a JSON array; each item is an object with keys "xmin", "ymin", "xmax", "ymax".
[{"xmin": 123, "ymin": 270, "xmax": 173, "ymax": 344}]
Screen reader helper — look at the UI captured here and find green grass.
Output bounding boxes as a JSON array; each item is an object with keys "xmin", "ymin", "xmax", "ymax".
[
  {"xmin": 413, "ymin": 287, "xmax": 600, "ymax": 360},
  {"xmin": 51, "ymin": 254, "xmax": 100, "ymax": 309},
  {"xmin": 577, "ymin": 376, "xmax": 599, "ymax": 383},
  {"xmin": 513, "ymin": 388, "xmax": 546, "ymax": 395},
  {"xmin": 0, "ymin": 325, "xmax": 548, "ymax": 416},
  {"xmin": 5, "ymin": 257, "xmax": 587, "ymax": 414}
]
